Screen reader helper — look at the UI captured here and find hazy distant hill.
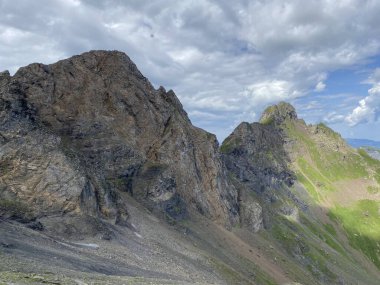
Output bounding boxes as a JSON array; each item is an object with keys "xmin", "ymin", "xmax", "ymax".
[
  {"xmin": 362, "ymin": 147, "xmax": 380, "ymax": 161},
  {"xmin": 346, "ymin": 138, "xmax": 380, "ymax": 148}
]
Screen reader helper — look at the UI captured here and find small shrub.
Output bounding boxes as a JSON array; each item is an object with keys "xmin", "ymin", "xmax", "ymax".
[
  {"xmin": 0, "ymin": 199, "xmax": 33, "ymax": 222},
  {"xmin": 367, "ymin": 186, "xmax": 380, "ymax": 194}
]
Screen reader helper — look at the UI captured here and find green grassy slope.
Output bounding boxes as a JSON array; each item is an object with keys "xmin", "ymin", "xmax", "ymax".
[
  {"xmin": 222, "ymin": 103, "xmax": 380, "ymax": 284},
  {"xmin": 281, "ymin": 117, "xmax": 380, "ymax": 273}
]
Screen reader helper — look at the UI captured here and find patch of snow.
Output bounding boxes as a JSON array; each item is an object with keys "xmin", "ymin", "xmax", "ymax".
[{"xmin": 73, "ymin": 243, "xmax": 99, "ymax": 249}]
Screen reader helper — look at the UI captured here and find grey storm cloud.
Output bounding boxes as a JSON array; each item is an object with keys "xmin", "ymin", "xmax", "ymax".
[{"xmin": 1, "ymin": 0, "xmax": 380, "ymax": 140}]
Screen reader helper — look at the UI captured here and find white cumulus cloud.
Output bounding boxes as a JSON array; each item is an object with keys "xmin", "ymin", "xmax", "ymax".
[
  {"xmin": 346, "ymin": 82, "xmax": 380, "ymax": 125},
  {"xmin": 324, "ymin": 112, "xmax": 345, "ymax": 124},
  {"xmin": 315, "ymin": 81, "xmax": 326, "ymax": 92},
  {"xmin": 242, "ymin": 80, "xmax": 302, "ymax": 107},
  {"xmin": 1, "ymin": 0, "xmax": 380, "ymax": 140}
]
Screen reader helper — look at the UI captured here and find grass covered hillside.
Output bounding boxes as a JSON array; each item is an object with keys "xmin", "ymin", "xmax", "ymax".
[
  {"xmin": 268, "ymin": 103, "xmax": 380, "ymax": 266},
  {"xmin": 221, "ymin": 102, "xmax": 380, "ymax": 284},
  {"xmin": 288, "ymin": 121, "xmax": 380, "ymax": 268}
]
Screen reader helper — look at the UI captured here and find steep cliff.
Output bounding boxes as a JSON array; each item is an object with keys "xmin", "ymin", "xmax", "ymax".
[
  {"xmin": 221, "ymin": 103, "xmax": 302, "ymax": 231},
  {"xmin": 0, "ymin": 51, "xmax": 238, "ymax": 232},
  {"xmin": 1, "ymin": 52, "xmax": 380, "ymax": 285}
]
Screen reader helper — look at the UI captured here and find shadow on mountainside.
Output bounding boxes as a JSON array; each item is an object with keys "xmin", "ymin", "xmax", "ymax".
[{"xmin": 1, "ymin": 199, "xmax": 380, "ymax": 285}]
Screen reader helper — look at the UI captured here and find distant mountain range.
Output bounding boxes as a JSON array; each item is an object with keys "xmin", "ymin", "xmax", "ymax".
[{"xmin": 345, "ymin": 138, "xmax": 380, "ymax": 148}]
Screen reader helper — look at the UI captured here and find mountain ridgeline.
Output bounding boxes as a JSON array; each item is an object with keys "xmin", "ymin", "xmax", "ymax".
[{"xmin": 1, "ymin": 51, "xmax": 380, "ymax": 285}]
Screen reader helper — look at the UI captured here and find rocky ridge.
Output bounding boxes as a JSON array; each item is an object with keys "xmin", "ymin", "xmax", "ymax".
[
  {"xmin": 221, "ymin": 103, "xmax": 304, "ymax": 230},
  {"xmin": 1, "ymin": 51, "xmax": 380, "ymax": 285},
  {"xmin": 221, "ymin": 101, "xmax": 380, "ymax": 283},
  {"xmin": 0, "ymin": 51, "xmax": 238, "ymax": 235}
]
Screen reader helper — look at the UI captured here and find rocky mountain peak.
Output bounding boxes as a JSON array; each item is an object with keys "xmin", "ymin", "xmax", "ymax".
[
  {"xmin": 0, "ymin": 70, "xmax": 10, "ymax": 81},
  {"xmin": 0, "ymin": 50, "xmax": 239, "ymax": 232},
  {"xmin": 2, "ymin": 51, "xmax": 380, "ymax": 285},
  {"xmin": 259, "ymin": 101, "xmax": 298, "ymax": 125}
]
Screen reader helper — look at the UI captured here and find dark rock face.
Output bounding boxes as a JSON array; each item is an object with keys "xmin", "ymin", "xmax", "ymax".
[
  {"xmin": 221, "ymin": 116, "xmax": 300, "ymax": 229},
  {"xmin": 222, "ymin": 121, "xmax": 295, "ymax": 193},
  {"xmin": 0, "ymin": 52, "xmax": 306, "ymax": 235},
  {"xmin": 0, "ymin": 50, "xmax": 239, "ymax": 230}
]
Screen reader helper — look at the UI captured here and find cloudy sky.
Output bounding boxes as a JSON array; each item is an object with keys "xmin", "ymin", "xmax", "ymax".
[{"xmin": 1, "ymin": 0, "xmax": 380, "ymax": 142}]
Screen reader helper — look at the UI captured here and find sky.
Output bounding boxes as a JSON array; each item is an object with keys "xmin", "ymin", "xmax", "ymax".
[{"xmin": 1, "ymin": 0, "xmax": 380, "ymax": 142}]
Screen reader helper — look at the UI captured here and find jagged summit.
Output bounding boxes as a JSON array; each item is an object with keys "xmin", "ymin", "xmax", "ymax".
[
  {"xmin": 0, "ymin": 70, "xmax": 10, "ymax": 80},
  {"xmin": 259, "ymin": 101, "xmax": 298, "ymax": 125},
  {"xmin": 0, "ymin": 49, "xmax": 239, "ymax": 232},
  {"xmin": 1, "ymin": 51, "xmax": 380, "ymax": 285}
]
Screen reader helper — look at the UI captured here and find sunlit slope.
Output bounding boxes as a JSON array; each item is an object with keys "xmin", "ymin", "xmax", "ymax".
[
  {"xmin": 221, "ymin": 102, "xmax": 380, "ymax": 284},
  {"xmin": 272, "ymin": 106, "xmax": 380, "ymax": 271}
]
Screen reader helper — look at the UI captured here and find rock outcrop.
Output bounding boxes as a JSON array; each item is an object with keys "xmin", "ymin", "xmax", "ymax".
[
  {"xmin": 2, "ymin": 54, "xmax": 380, "ymax": 284},
  {"xmin": 222, "ymin": 121, "xmax": 294, "ymax": 191},
  {"xmin": 221, "ymin": 103, "xmax": 305, "ymax": 229},
  {"xmin": 259, "ymin": 102, "xmax": 298, "ymax": 125},
  {"xmin": 0, "ymin": 51, "xmax": 239, "ymax": 231}
]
